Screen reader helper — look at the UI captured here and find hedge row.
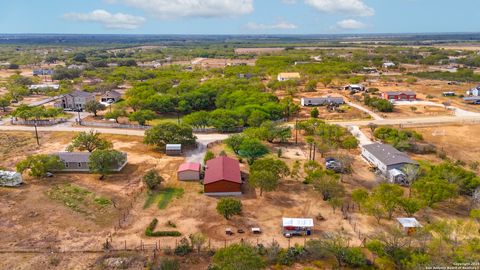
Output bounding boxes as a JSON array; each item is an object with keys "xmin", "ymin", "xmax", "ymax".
[{"xmin": 145, "ymin": 218, "xmax": 182, "ymax": 237}]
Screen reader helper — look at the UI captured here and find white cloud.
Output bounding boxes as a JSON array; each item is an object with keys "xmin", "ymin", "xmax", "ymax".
[
  {"xmin": 336, "ymin": 19, "xmax": 366, "ymax": 30},
  {"xmin": 109, "ymin": 0, "xmax": 254, "ymax": 19},
  {"xmin": 63, "ymin": 9, "xmax": 145, "ymax": 29},
  {"xmin": 305, "ymin": 0, "xmax": 374, "ymax": 16},
  {"xmin": 245, "ymin": 21, "xmax": 298, "ymax": 30}
]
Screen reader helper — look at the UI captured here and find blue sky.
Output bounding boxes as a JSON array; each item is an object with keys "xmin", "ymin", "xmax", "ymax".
[{"xmin": 0, "ymin": 0, "xmax": 478, "ymax": 34}]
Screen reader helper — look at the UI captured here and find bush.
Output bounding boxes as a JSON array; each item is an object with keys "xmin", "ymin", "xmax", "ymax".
[
  {"xmin": 364, "ymin": 94, "xmax": 393, "ymax": 112},
  {"xmin": 158, "ymin": 258, "xmax": 180, "ymax": 270},
  {"xmin": 143, "ymin": 170, "xmax": 163, "ymax": 190},
  {"xmin": 216, "ymin": 198, "xmax": 242, "ymax": 219},
  {"xmin": 342, "ymin": 247, "xmax": 366, "ymax": 267},
  {"xmin": 145, "ymin": 218, "xmax": 182, "ymax": 237},
  {"xmin": 174, "ymin": 238, "xmax": 193, "ymax": 256}
]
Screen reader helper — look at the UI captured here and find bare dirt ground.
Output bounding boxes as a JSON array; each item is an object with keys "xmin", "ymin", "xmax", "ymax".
[
  {"xmin": 410, "ymin": 124, "xmax": 480, "ymax": 165},
  {"xmin": 389, "ymin": 104, "xmax": 453, "ymax": 118},
  {"xmin": 191, "ymin": 58, "xmax": 256, "ymax": 69}
]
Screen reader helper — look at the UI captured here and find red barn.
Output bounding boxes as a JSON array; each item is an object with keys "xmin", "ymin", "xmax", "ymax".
[
  {"xmin": 382, "ymin": 91, "xmax": 417, "ymax": 101},
  {"xmin": 204, "ymin": 156, "xmax": 242, "ymax": 196}
]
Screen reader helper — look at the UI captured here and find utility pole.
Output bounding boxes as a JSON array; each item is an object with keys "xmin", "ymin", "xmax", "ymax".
[
  {"xmin": 295, "ymin": 119, "xmax": 298, "ymax": 145},
  {"xmin": 77, "ymin": 110, "xmax": 81, "ymax": 125},
  {"xmin": 34, "ymin": 119, "xmax": 40, "ymax": 146}
]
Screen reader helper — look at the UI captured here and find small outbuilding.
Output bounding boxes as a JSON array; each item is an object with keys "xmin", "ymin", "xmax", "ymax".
[
  {"xmin": 397, "ymin": 218, "xmax": 422, "ymax": 235},
  {"xmin": 282, "ymin": 218, "xmax": 314, "ymax": 237},
  {"xmin": 165, "ymin": 144, "xmax": 182, "ymax": 156},
  {"xmin": 277, "ymin": 72, "xmax": 301, "ymax": 82},
  {"xmin": 101, "ymin": 90, "xmax": 122, "ymax": 104},
  {"xmin": 177, "ymin": 162, "xmax": 201, "ymax": 181},
  {"xmin": 344, "ymin": 84, "xmax": 365, "ymax": 92},
  {"xmin": 204, "ymin": 156, "xmax": 242, "ymax": 196},
  {"xmin": 0, "ymin": 170, "xmax": 23, "ymax": 187}
]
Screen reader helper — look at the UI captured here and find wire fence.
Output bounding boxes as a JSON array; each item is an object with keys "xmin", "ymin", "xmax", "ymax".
[{"xmin": 10, "ymin": 118, "xmax": 67, "ymax": 126}]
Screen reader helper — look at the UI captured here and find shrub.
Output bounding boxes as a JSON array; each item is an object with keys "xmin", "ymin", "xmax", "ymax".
[
  {"xmin": 159, "ymin": 258, "xmax": 180, "ymax": 270},
  {"xmin": 216, "ymin": 198, "xmax": 242, "ymax": 219},
  {"xmin": 342, "ymin": 247, "xmax": 366, "ymax": 267},
  {"xmin": 174, "ymin": 238, "xmax": 193, "ymax": 256},
  {"xmin": 145, "ymin": 218, "xmax": 182, "ymax": 237},
  {"xmin": 143, "ymin": 170, "xmax": 163, "ymax": 190}
]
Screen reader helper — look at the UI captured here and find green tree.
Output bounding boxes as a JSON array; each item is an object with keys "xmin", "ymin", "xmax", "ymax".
[
  {"xmin": 144, "ymin": 122, "xmax": 196, "ymax": 149},
  {"xmin": 204, "ymin": 150, "xmax": 215, "ymax": 164},
  {"xmin": 290, "ymin": 160, "xmax": 301, "ymax": 180},
  {"xmin": 16, "ymin": 154, "xmax": 64, "ymax": 177},
  {"xmin": 247, "ymin": 110, "xmax": 269, "ymax": 127},
  {"xmin": 372, "ymin": 183, "xmax": 404, "ymax": 219},
  {"xmin": 399, "ymin": 198, "xmax": 423, "ymax": 217},
  {"xmin": 88, "ymin": 149, "xmax": 126, "ymax": 179},
  {"xmin": 128, "ymin": 109, "xmax": 157, "ymax": 126},
  {"xmin": 319, "ymin": 76, "xmax": 333, "ymax": 87},
  {"xmin": 318, "ymin": 232, "xmax": 351, "ymax": 267},
  {"xmin": 412, "ymin": 177, "xmax": 458, "ymax": 207},
  {"xmin": 104, "ymin": 109, "xmax": 127, "ymax": 123},
  {"xmin": 216, "ymin": 198, "xmax": 242, "ymax": 220},
  {"xmin": 67, "ymin": 130, "xmax": 112, "ymax": 152},
  {"xmin": 0, "ymin": 95, "xmax": 11, "ymax": 112},
  {"xmin": 238, "ymin": 138, "xmax": 269, "ymax": 164},
  {"xmin": 183, "ymin": 111, "xmax": 210, "ymax": 129},
  {"xmin": 351, "ymin": 188, "xmax": 369, "ymax": 211},
  {"xmin": 225, "ymin": 134, "xmax": 245, "ymax": 155},
  {"xmin": 310, "ymin": 108, "xmax": 319, "ymax": 118},
  {"xmin": 341, "ymin": 136, "xmax": 358, "ymax": 150},
  {"xmin": 143, "ymin": 170, "xmax": 163, "ymax": 190},
  {"xmin": 213, "ymin": 244, "xmax": 266, "ymax": 270},
  {"xmin": 403, "ymin": 164, "xmax": 420, "ymax": 197},
  {"xmin": 249, "ymin": 158, "xmax": 289, "ymax": 196},
  {"xmin": 84, "ymin": 100, "xmax": 106, "ymax": 117}
]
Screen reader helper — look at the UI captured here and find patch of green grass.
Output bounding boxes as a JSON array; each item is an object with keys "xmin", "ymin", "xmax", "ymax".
[
  {"xmin": 143, "ymin": 187, "xmax": 184, "ymax": 209},
  {"xmin": 147, "ymin": 115, "xmax": 183, "ymax": 126},
  {"xmin": 46, "ymin": 183, "xmax": 111, "ymax": 213}
]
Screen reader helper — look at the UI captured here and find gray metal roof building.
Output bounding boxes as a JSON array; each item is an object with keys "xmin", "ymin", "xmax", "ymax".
[{"xmin": 362, "ymin": 143, "xmax": 417, "ymax": 166}]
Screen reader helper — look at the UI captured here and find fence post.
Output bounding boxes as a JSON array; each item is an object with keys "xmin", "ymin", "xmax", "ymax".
[
  {"xmin": 224, "ymin": 239, "xmax": 226, "ymax": 248},
  {"xmin": 124, "ymin": 240, "xmax": 127, "ymax": 250}
]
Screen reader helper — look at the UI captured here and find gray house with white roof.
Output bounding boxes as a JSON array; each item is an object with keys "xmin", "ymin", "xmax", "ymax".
[
  {"xmin": 55, "ymin": 152, "xmax": 127, "ymax": 172},
  {"xmin": 362, "ymin": 143, "xmax": 418, "ymax": 184},
  {"xmin": 301, "ymin": 96, "xmax": 344, "ymax": 107}
]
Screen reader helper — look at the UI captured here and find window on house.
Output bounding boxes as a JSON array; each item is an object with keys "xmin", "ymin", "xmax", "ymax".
[
  {"xmin": 65, "ymin": 162, "xmax": 69, "ymax": 168},
  {"xmin": 78, "ymin": 163, "xmax": 82, "ymax": 167}
]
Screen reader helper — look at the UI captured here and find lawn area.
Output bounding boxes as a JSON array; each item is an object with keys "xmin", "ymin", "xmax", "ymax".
[
  {"xmin": 147, "ymin": 115, "xmax": 182, "ymax": 126},
  {"xmin": 143, "ymin": 187, "xmax": 184, "ymax": 209},
  {"xmin": 46, "ymin": 183, "xmax": 112, "ymax": 214}
]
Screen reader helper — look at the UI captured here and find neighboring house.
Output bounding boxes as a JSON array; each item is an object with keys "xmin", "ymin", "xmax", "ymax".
[
  {"xmin": 443, "ymin": 91, "xmax": 456, "ymax": 97},
  {"xmin": 55, "ymin": 152, "xmax": 127, "ymax": 172},
  {"xmin": 177, "ymin": 162, "xmax": 201, "ymax": 181},
  {"xmin": 277, "ymin": 72, "xmax": 301, "ymax": 82},
  {"xmin": 466, "ymin": 85, "xmax": 480, "ymax": 96},
  {"xmin": 362, "ymin": 143, "xmax": 418, "ymax": 183},
  {"xmin": 54, "ymin": 90, "xmax": 95, "ymax": 111},
  {"xmin": 382, "ymin": 62, "xmax": 396, "ymax": 68},
  {"xmin": 282, "ymin": 218, "xmax": 314, "ymax": 237},
  {"xmin": 301, "ymin": 96, "xmax": 344, "ymax": 106},
  {"xmin": 237, "ymin": 73, "xmax": 254, "ymax": 79},
  {"xmin": 67, "ymin": 64, "xmax": 85, "ymax": 70},
  {"xmin": 33, "ymin": 69, "xmax": 54, "ymax": 76},
  {"xmin": 382, "ymin": 91, "xmax": 417, "ymax": 101},
  {"xmin": 397, "ymin": 218, "xmax": 422, "ymax": 235},
  {"xmin": 345, "ymin": 84, "xmax": 365, "ymax": 92},
  {"xmin": 166, "ymin": 144, "xmax": 182, "ymax": 156},
  {"xmin": 0, "ymin": 170, "xmax": 23, "ymax": 187},
  {"xmin": 28, "ymin": 84, "xmax": 60, "ymax": 91},
  {"xmin": 362, "ymin": 67, "xmax": 378, "ymax": 73},
  {"xmin": 463, "ymin": 96, "xmax": 480, "ymax": 104},
  {"xmin": 204, "ymin": 156, "xmax": 242, "ymax": 196},
  {"xmin": 100, "ymin": 90, "xmax": 122, "ymax": 104}
]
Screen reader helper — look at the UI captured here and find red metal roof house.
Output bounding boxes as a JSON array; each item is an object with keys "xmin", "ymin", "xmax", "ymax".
[
  {"xmin": 382, "ymin": 91, "xmax": 417, "ymax": 101},
  {"xmin": 204, "ymin": 156, "xmax": 242, "ymax": 196}
]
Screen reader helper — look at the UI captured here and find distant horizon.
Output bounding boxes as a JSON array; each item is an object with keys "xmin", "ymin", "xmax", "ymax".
[{"xmin": 1, "ymin": 1, "xmax": 479, "ymax": 35}]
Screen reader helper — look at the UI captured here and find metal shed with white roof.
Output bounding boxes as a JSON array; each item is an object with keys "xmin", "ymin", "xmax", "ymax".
[{"xmin": 282, "ymin": 218, "xmax": 314, "ymax": 237}]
